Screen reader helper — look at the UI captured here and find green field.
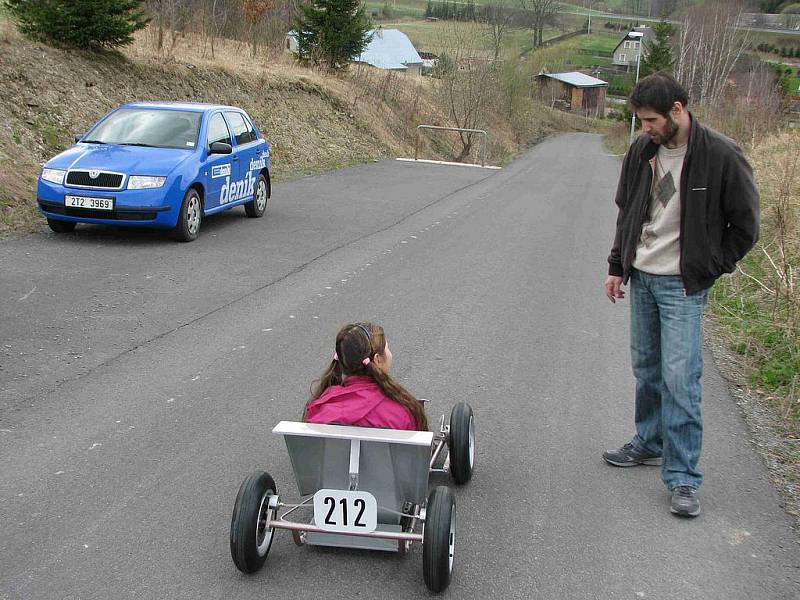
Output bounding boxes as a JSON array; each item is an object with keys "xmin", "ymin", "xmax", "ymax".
[
  {"xmin": 379, "ymin": 19, "xmax": 569, "ymax": 58},
  {"xmin": 365, "ymin": 0, "xmax": 427, "ymax": 20}
]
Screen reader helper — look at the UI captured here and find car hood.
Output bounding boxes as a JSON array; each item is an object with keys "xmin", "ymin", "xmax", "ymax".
[{"xmin": 46, "ymin": 144, "xmax": 195, "ymax": 176}]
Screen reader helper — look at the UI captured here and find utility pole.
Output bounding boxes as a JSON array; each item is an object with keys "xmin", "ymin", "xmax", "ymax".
[
  {"xmin": 628, "ymin": 31, "xmax": 644, "ymax": 145},
  {"xmin": 586, "ymin": 0, "xmax": 593, "ymax": 35}
]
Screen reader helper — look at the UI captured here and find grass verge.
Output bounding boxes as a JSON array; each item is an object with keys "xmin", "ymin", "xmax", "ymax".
[{"xmin": 707, "ymin": 131, "xmax": 800, "ymax": 433}]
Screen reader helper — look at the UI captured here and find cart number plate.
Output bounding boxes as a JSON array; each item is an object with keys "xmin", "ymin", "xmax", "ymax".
[
  {"xmin": 312, "ymin": 489, "xmax": 377, "ymax": 533},
  {"xmin": 65, "ymin": 195, "xmax": 114, "ymax": 211}
]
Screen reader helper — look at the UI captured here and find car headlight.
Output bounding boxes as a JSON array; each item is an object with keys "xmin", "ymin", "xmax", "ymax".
[
  {"xmin": 128, "ymin": 176, "xmax": 166, "ymax": 190},
  {"xmin": 41, "ymin": 168, "xmax": 66, "ymax": 185}
]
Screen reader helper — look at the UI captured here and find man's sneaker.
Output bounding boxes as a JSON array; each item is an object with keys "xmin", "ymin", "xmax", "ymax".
[
  {"xmin": 602, "ymin": 442, "xmax": 663, "ymax": 467},
  {"xmin": 670, "ymin": 486, "xmax": 701, "ymax": 517}
]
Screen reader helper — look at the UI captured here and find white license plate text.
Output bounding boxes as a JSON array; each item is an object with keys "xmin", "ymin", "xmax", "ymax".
[{"xmin": 65, "ymin": 195, "xmax": 113, "ymax": 211}]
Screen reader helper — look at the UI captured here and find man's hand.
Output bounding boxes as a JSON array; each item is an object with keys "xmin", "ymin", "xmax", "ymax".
[{"xmin": 605, "ymin": 275, "xmax": 625, "ymax": 303}]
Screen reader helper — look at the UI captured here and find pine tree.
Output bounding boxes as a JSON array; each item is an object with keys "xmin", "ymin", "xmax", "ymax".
[
  {"xmin": 425, "ymin": 0, "xmax": 433, "ymax": 18},
  {"xmin": 4, "ymin": 0, "xmax": 149, "ymax": 49},
  {"xmin": 294, "ymin": 0, "xmax": 373, "ymax": 70},
  {"xmin": 640, "ymin": 20, "xmax": 674, "ymax": 77}
]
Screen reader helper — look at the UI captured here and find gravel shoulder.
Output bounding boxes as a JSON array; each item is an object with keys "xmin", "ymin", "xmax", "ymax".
[{"xmin": 706, "ymin": 318, "xmax": 800, "ymax": 533}]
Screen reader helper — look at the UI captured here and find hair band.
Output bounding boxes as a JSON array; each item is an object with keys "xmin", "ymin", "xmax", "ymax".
[
  {"xmin": 362, "ymin": 357, "xmax": 370, "ymax": 366},
  {"xmin": 354, "ymin": 323, "xmax": 372, "ymax": 341},
  {"xmin": 333, "ymin": 352, "xmax": 338, "ymax": 361}
]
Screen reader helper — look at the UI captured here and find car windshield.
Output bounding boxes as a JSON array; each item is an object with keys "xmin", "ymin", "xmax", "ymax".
[{"xmin": 83, "ymin": 108, "xmax": 202, "ymax": 150}]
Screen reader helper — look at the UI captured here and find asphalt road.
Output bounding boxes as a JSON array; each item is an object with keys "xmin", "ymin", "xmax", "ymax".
[{"xmin": 1, "ymin": 134, "xmax": 798, "ymax": 599}]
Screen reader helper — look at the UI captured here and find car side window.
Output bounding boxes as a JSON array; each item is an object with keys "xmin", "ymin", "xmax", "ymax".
[
  {"xmin": 207, "ymin": 113, "xmax": 232, "ymax": 148},
  {"xmin": 242, "ymin": 114, "xmax": 258, "ymax": 143},
  {"xmin": 225, "ymin": 112, "xmax": 251, "ymax": 146}
]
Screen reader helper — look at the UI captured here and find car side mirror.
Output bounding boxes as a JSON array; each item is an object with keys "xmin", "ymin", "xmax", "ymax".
[{"xmin": 209, "ymin": 142, "xmax": 233, "ymax": 155}]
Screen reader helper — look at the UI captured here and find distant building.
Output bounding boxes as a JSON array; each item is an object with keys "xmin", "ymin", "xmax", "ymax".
[
  {"xmin": 356, "ymin": 28, "xmax": 423, "ymax": 75},
  {"xmin": 612, "ymin": 27, "xmax": 654, "ymax": 70},
  {"xmin": 286, "ymin": 28, "xmax": 423, "ymax": 75},
  {"xmin": 418, "ymin": 51, "xmax": 439, "ymax": 74},
  {"xmin": 536, "ymin": 71, "xmax": 608, "ymax": 118}
]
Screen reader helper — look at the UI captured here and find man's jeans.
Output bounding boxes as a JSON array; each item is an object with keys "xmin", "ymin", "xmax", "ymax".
[{"xmin": 629, "ymin": 269, "xmax": 708, "ymax": 490}]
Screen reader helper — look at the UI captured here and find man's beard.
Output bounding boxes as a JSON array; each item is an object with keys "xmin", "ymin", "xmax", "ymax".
[{"xmin": 654, "ymin": 118, "xmax": 680, "ymax": 145}]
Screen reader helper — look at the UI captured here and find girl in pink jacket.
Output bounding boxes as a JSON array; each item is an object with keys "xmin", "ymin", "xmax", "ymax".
[{"xmin": 304, "ymin": 323, "xmax": 428, "ymax": 431}]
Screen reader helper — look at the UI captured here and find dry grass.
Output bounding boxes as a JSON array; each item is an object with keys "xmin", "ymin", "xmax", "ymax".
[
  {"xmin": 709, "ymin": 131, "xmax": 800, "ymax": 411},
  {"xmin": 705, "ymin": 132, "xmax": 800, "ymax": 513}
]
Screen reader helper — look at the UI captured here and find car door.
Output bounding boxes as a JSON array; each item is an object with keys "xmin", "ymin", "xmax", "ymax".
[
  {"xmin": 224, "ymin": 111, "xmax": 260, "ymax": 205},
  {"xmin": 204, "ymin": 111, "xmax": 236, "ymax": 210}
]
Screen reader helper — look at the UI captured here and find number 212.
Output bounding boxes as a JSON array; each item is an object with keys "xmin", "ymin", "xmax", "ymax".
[{"xmin": 324, "ymin": 497, "xmax": 367, "ymax": 527}]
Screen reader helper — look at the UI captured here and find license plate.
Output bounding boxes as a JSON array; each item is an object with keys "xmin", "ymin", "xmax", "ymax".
[
  {"xmin": 312, "ymin": 489, "xmax": 378, "ymax": 533},
  {"xmin": 65, "ymin": 195, "xmax": 114, "ymax": 211}
]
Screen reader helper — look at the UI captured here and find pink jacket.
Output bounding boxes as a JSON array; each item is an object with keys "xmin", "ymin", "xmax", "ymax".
[{"xmin": 305, "ymin": 375, "xmax": 418, "ymax": 431}]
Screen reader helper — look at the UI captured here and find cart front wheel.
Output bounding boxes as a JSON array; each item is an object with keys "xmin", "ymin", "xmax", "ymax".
[
  {"xmin": 230, "ymin": 471, "xmax": 277, "ymax": 573},
  {"xmin": 423, "ymin": 486, "xmax": 455, "ymax": 593}
]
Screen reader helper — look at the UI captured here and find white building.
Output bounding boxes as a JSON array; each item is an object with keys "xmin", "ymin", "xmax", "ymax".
[
  {"xmin": 286, "ymin": 28, "xmax": 423, "ymax": 75},
  {"xmin": 612, "ymin": 27, "xmax": 654, "ymax": 70}
]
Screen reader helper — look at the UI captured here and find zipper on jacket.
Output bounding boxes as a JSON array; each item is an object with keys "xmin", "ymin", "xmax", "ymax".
[
  {"xmin": 677, "ymin": 118, "xmax": 696, "ymax": 289},
  {"xmin": 625, "ymin": 151, "xmax": 654, "ymax": 277}
]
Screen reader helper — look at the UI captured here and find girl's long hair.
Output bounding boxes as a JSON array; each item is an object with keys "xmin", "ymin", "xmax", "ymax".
[{"xmin": 306, "ymin": 322, "xmax": 429, "ymax": 431}]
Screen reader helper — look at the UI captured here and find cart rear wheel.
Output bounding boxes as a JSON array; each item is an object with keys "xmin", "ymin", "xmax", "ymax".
[
  {"xmin": 448, "ymin": 402, "xmax": 475, "ymax": 484},
  {"xmin": 423, "ymin": 486, "xmax": 455, "ymax": 593},
  {"xmin": 230, "ymin": 471, "xmax": 277, "ymax": 573}
]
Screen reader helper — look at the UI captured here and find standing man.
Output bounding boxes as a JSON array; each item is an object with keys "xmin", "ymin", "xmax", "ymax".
[{"xmin": 603, "ymin": 72, "xmax": 759, "ymax": 517}]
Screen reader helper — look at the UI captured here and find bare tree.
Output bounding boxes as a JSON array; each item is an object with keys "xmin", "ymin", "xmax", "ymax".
[
  {"xmin": 242, "ymin": 0, "xmax": 276, "ymax": 58},
  {"xmin": 674, "ymin": 0, "xmax": 750, "ymax": 106},
  {"xmin": 436, "ymin": 22, "xmax": 496, "ymax": 162},
  {"xmin": 147, "ymin": 0, "xmax": 193, "ymax": 54},
  {"xmin": 517, "ymin": 0, "xmax": 557, "ymax": 48},
  {"xmin": 200, "ymin": 0, "xmax": 231, "ymax": 58},
  {"xmin": 484, "ymin": 0, "xmax": 514, "ymax": 61}
]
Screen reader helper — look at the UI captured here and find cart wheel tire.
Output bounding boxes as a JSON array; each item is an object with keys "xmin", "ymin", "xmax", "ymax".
[
  {"xmin": 448, "ymin": 402, "xmax": 475, "ymax": 485},
  {"xmin": 174, "ymin": 188, "xmax": 202, "ymax": 242},
  {"xmin": 423, "ymin": 486, "xmax": 455, "ymax": 593},
  {"xmin": 230, "ymin": 471, "xmax": 277, "ymax": 574},
  {"xmin": 47, "ymin": 218, "xmax": 76, "ymax": 233},
  {"xmin": 244, "ymin": 173, "xmax": 268, "ymax": 218}
]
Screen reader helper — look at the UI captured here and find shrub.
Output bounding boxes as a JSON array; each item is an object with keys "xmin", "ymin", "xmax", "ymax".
[
  {"xmin": 3, "ymin": 0, "xmax": 149, "ymax": 49},
  {"xmin": 294, "ymin": 0, "xmax": 372, "ymax": 70}
]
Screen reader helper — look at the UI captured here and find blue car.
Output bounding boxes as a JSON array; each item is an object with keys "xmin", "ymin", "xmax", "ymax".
[{"xmin": 37, "ymin": 102, "xmax": 271, "ymax": 241}]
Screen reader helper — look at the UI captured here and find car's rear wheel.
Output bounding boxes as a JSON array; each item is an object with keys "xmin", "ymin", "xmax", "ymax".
[
  {"xmin": 47, "ymin": 218, "xmax": 76, "ymax": 233},
  {"xmin": 174, "ymin": 188, "xmax": 202, "ymax": 242},
  {"xmin": 244, "ymin": 173, "xmax": 268, "ymax": 218}
]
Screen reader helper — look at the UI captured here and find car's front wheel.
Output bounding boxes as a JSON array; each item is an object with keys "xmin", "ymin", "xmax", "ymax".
[
  {"xmin": 47, "ymin": 218, "xmax": 76, "ymax": 233},
  {"xmin": 244, "ymin": 173, "xmax": 268, "ymax": 218},
  {"xmin": 174, "ymin": 188, "xmax": 202, "ymax": 242}
]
